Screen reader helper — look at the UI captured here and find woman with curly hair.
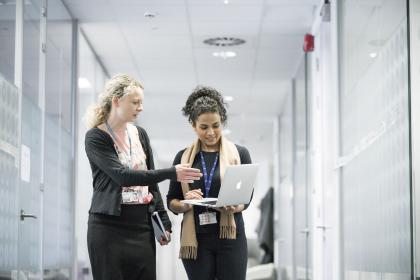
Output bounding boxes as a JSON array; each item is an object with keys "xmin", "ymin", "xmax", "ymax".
[
  {"xmin": 84, "ymin": 74, "xmax": 202, "ymax": 280},
  {"xmin": 167, "ymin": 86, "xmax": 253, "ymax": 280}
]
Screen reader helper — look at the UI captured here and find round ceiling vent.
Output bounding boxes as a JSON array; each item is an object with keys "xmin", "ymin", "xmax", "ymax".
[{"xmin": 203, "ymin": 37, "xmax": 246, "ymax": 47}]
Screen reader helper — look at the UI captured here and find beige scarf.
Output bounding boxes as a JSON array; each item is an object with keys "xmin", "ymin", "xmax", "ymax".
[{"xmin": 179, "ymin": 136, "xmax": 241, "ymax": 259}]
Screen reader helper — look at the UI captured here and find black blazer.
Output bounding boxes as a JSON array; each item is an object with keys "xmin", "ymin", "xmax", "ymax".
[{"xmin": 85, "ymin": 125, "xmax": 176, "ymax": 230}]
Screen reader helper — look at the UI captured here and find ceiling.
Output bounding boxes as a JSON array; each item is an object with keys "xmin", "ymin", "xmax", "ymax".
[{"xmin": 63, "ymin": 0, "xmax": 319, "ymax": 164}]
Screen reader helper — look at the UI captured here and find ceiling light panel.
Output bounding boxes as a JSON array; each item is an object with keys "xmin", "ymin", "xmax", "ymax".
[{"xmin": 194, "ymin": 49, "xmax": 254, "ymax": 68}]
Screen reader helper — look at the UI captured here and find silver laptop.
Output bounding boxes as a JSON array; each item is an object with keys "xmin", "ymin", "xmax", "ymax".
[{"xmin": 181, "ymin": 163, "xmax": 258, "ymax": 208}]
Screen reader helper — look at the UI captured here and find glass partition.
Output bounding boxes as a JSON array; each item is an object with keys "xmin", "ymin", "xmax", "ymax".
[
  {"xmin": 338, "ymin": 0, "xmax": 411, "ymax": 278},
  {"xmin": 293, "ymin": 55, "xmax": 312, "ymax": 280},
  {"xmin": 0, "ymin": 0, "xmax": 16, "ymax": 83},
  {"xmin": 18, "ymin": 0, "xmax": 42, "ymax": 276},
  {"xmin": 42, "ymin": 0, "xmax": 74, "ymax": 278}
]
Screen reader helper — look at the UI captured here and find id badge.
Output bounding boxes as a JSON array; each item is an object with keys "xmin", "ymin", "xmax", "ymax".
[
  {"xmin": 122, "ymin": 191, "xmax": 138, "ymax": 203},
  {"xmin": 199, "ymin": 211, "xmax": 217, "ymax": 225},
  {"xmin": 122, "ymin": 186, "xmax": 149, "ymax": 204}
]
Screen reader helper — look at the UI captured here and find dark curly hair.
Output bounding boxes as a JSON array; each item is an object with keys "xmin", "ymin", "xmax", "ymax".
[{"xmin": 182, "ymin": 86, "xmax": 228, "ymax": 125}]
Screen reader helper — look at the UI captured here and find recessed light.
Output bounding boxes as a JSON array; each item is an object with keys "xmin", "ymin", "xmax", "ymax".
[
  {"xmin": 224, "ymin": 96, "xmax": 234, "ymax": 102},
  {"xmin": 369, "ymin": 52, "xmax": 377, "ymax": 58},
  {"xmin": 212, "ymin": 51, "xmax": 236, "ymax": 59},
  {"xmin": 224, "ymin": 0, "xmax": 229, "ymax": 4},
  {"xmin": 78, "ymin": 77, "xmax": 92, "ymax": 89}
]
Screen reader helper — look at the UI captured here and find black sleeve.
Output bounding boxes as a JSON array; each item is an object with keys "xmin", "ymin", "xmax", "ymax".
[
  {"xmin": 138, "ymin": 127, "xmax": 172, "ymax": 231},
  {"xmin": 85, "ymin": 129, "xmax": 177, "ymax": 187},
  {"xmin": 237, "ymin": 144, "xmax": 252, "ymax": 165},
  {"xmin": 236, "ymin": 144, "xmax": 253, "ymax": 210},
  {"xmin": 166, "ymin": 150, "xmax": 186, "ymax": 215}
]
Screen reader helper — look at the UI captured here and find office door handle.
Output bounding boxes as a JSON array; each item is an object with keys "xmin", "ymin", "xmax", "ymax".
[
  {"xmin": 20, "ymin": 209, "xmax": 37, "ymax": 221},
  {"xmin": 316, "ymin": 225, "xmax": 332, "ymax": 230},
  {"xmin": 300, "ymin": 228, "xmax": 310, "ymax": 234}
]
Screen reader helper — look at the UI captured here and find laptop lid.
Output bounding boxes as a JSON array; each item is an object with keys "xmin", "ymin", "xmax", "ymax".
[{"xmin": 214, "ymin": 163, "xmax": 259, "ymax": 207}]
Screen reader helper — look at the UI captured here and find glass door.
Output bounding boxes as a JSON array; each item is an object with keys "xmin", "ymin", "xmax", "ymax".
[
  {"xmin": 409, "ymin": 0, "xmax": 420, "ymax": 278},
  {"xmin": 293, "ymin": 54, "xmax": 312, "ymax": 280},
  {"xmin": 17, "ymin": 0, "xmax": 43, "ymax": 278}
]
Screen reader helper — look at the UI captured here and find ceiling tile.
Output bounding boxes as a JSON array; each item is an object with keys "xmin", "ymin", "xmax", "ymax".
[
  {"xmin": 191, "ymin": 21, "xmax": 260, "ymax": 37},
  {"xmin": 119, "ymin": 21, "xmax": 190, "ymax": 36},
  {"xmin": 65, "ymin": 2, "xmax": 115, "ymax": 22},
  {"xmin": 261, "ymin": 20, "xmax": 311, "ymax": 35},
  {"xmin": 259, "ymin": 34, "xmax": 303, "ymax": 50},
  {"xmin": 264, "ymin": 4, "xmax": 315, "ymax": 22},
  {"xmin": 112, "ymin": 6, "xmax": 188, "ymax": 21},
  {"xmin": 188, "ymin": 0, "xmax": 265, "ymax": 6},
  {"xmin": 188, "ymin": 6, "xmax": 264, "ymax": 22}
]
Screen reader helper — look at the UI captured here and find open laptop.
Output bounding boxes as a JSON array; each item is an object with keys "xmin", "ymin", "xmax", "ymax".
[{"xmin": 181, "ymin": 163, "xmax": 258, "ymax": 208}]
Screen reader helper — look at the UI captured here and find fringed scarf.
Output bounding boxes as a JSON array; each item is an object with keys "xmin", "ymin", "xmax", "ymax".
[{"xmin": 179, "ymin": 136, "xmax": 241, "ymax": 259}]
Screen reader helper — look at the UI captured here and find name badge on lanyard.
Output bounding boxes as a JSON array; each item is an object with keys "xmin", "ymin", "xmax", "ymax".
[{"xmin": 199, "ymin": 211, "xmax": 217, "ymax": 225}]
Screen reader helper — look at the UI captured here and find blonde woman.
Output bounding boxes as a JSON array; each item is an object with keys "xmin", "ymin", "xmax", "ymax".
[
  {"xmin": 84, "ymin": 74, "xmax": 202, "ymax": 280},
  {"xmin": 167, "ymin": 86, "xmax": 253, "ymax": 280}
]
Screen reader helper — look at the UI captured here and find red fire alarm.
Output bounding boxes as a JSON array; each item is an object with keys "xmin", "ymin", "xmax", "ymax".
[{"xmin": 303, "ymin": 33, "xmax": 315, "ymax": 52}]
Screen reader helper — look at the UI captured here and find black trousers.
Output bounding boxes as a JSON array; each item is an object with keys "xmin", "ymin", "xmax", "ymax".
[
  {"xmin": 182, "ymin": 232, "xmax": 248, "ymax": 280},
  {"xmin": 87, "ymin": 206, "xmax": 156, "ymax": 280}
]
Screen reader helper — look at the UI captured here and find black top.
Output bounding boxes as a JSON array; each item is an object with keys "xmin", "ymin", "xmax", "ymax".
[
  {"xmin": 167, "ymin": 144, "xmax": 252, "ymax": 235},
  {"xmin": 85, "ymin": 126, "xmax": 176, "ymax": 231}
]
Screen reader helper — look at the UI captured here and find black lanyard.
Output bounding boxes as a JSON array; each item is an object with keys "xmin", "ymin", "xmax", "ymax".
[{"xmin": 199, "ymin": 151, "xmax": 219, "ymax": 198}]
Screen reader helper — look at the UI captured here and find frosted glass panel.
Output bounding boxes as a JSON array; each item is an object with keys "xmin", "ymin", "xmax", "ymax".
[
  {"xmin": 339, "ymin": 0, "xmax": 411, "ymax": 276},
  {"xmin": 19, "ymin": 95, "xmax": 42, "ymax": 271},
  {"xmin": 0, "ymin": 0, "xmax": 16, "ymax": 83},
  {"xmin": 277, "ymin": 87, "xmax": 294, "ymax": 278},
  {"xmin": 43, "ymin": 0, "xmax": 74, "ymax": 270},
  {"xmin": 294, "ymin": 60, "xmax": 307, "ymax": 271},
  {"xmin": 293, "ymin": 56, "xmax": 312, "ymax": 279},
  {"xmin": 0, "ymin": 74, "xmax": 19, "ymax": 273}
]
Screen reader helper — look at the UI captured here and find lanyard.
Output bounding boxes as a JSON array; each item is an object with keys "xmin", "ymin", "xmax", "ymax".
[
  {"xmin": 199, "ymin": 151, "xmax": 219, "ymax": 198},
  {"xmin": 105, "ymin": 122, "xmax": 132, "ymax": 168}
]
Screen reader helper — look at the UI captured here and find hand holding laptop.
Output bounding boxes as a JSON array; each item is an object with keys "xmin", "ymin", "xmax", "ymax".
[
  {"xmin": 183, "ymin": 189, "xmax": 242, "ymax": 212},
  {"xmin": 185, "ymin": 189, "xmax": 204, "ymax": 200},
  {"xmin": 215, "ymin": 205, "xmax": 244, "ymax": 214},
  {"xmin": 181, "ymin": 164, "xmax": 258, "ymax": 208}
]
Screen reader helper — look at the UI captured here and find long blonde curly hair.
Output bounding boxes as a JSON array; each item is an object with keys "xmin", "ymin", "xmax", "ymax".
[{"xmin": 85, "ymin": 74, "xmax": 144, "ymax": 128}]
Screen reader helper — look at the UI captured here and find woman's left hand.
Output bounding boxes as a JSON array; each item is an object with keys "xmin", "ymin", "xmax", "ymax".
[
  {"xmin": 216, "ymin": 204, "xmax": 244, "ymax": 214},
  {"xmin": 159, "ymin": 231, "xmax": 171, "ymax": 246},
  {"xmin": 142, "ymin": 193, "xmax": 154, "ymax": 204}
]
